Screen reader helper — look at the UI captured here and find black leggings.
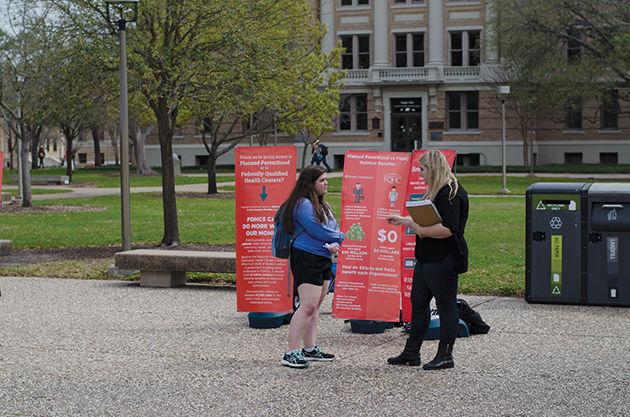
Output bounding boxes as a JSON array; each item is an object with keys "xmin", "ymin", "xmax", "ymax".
[{"xmin": 409, "ymin": 253, "xmax": 459, "ymax": 354}]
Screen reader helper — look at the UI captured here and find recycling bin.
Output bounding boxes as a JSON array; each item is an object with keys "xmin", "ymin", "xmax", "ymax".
[
  {"xmin": 526, "ymin": 183, "xmax": 590, "ymax": 304},
  {"xmin": 586, "ymin": 184, "xmax": 630, "ymax": 306}
]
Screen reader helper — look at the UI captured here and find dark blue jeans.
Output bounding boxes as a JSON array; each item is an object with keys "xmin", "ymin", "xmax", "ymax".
[{"xmin": 408, "ymin": 253, "xmax": 459, "ymax": 355}]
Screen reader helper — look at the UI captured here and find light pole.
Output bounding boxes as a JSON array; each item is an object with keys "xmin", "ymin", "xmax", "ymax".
[
  {"xmin": 105, "ymin": 0, "xmax": 138, "ymax": 251},
  {"xmin": 15, "ymin": 76, "xmax": 24, "ymax": 206},
  {"xmin": 497, "ymin": 85, "xmax": 510, "ymax": 194}
]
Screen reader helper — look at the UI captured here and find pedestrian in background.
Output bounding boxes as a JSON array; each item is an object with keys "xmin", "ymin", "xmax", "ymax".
[
  {"xmin": 310, "ymin": 140, "xmax": 332, "ymax": 172},
  {"xmin": 37, "ymin": 146, "xmax": 45, "ymax": 168}
]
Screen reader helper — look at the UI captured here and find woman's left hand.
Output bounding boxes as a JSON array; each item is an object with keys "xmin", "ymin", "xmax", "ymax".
[{"xmin": 325, "ymin": 242, "xmax": 340, "ymax": 255}]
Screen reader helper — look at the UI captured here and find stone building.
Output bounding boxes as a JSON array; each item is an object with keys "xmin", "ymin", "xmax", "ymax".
[{"xmin": 101, "ymin": 0, "xmax": 630, "ymax": 168}]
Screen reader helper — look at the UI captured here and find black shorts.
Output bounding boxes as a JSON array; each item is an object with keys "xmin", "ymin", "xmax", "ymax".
[{"xmin": 290, "ymin": 247, "xmax": 333, "ymax": 287}]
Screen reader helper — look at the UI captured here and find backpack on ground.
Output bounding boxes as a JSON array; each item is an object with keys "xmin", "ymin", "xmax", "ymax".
[
  {"xmin": 457, "ymin": 298, "xmax": 490, "ymax": 334},
  {"xmin": 319, "ymin": 144, "xmax": 328, "ymax": 156},
  {"xmin": 271, "ymin": 205, "xmax": 292, "ymax": 259}
]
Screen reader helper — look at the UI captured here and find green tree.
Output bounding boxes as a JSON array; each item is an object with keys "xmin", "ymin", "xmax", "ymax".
[
  {"xmin": 0, "ymin": 2, "xmax": 54, "ymax": 206},
  {"xmin": 488, "ymin": 0, "xmax": 622, "ymax": 167},
  {"xmin": 53, "ymin": 0, "xmax": 341, "ymax": 246},
  {"xmin": 191, "ymin": 12, "xmax": 342, "ymax": 194},
  {"xmin": 43, "ymin": 34, "xmax": 111, "ymax": 181}
]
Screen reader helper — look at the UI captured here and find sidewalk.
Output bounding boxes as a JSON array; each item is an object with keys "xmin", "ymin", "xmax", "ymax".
[{"xmin": 0, "ymin": 276, "xmax": 627, "ymax": 416}]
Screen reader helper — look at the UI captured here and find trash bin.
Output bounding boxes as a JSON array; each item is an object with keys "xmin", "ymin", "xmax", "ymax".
[
  {"xmin": 586, "ymin": 183, "xmax": 630, "ymax": 306},
  {"xmin": 526, "ymin": 183, "xmax": 590, "ymax": 304}
]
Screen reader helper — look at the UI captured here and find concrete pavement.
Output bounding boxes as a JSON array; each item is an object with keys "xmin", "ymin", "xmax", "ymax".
[{"xmin": 0, "ymin": 276, "xmax": 628, "ymax": 416}]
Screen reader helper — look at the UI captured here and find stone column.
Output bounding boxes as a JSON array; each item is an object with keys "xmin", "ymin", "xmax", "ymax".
[
  {"xmin": 372, "ymin": 0, "xmax": 389, "ymax": 67},
  {"xmin": 485, "ymin": 0, "xmax": 499, "ymax": 63},
  {"xmin": 320, "ymin": 0, "xmax": 335, "ymax": 54},
  {"xmin": 428, "ymin": 0, "xmax": 444, "ymax": 67}
]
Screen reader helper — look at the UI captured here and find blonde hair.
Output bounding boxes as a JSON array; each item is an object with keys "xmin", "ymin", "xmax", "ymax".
[{"xmin": 420, "ymin": 150, "xmax": 458, "ymax": 201}]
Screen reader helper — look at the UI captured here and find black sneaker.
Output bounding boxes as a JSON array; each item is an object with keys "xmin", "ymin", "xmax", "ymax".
[
  {"xmin": 302, "ymin": 346, "xmax": 335, "ymax": 362},
  {"xmin": 280, "ymin": 350, "xmax": 309, "ymax": 368}
]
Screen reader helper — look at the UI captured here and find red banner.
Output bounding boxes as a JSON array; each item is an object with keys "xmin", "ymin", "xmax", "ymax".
[
  {"xmin": 400, "ymin": 149, "xmax": 456, "ymax": 322},
  {"xmin": 333, "ymin": 151, "xmax": 411, "ymax": 322},
  {"xmin": 235, "ymin": 146, "xmax": 296, "ymax": 312}
]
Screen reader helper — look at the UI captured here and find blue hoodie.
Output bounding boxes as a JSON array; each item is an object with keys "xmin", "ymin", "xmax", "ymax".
[{"xmin": 292, "ymin": 198, "xmax": 344, "ymax": 258}]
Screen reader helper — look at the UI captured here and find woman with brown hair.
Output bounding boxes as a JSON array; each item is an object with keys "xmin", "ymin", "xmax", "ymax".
[
  {"xmin": 279, "ymin": 165, "xmax": 344, "ymax": 368},
  {"xmin": 386, "ymin": 150, "xmax": 469, "ymax": 370}
]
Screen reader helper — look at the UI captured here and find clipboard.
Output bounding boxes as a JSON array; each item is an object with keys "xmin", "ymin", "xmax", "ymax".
[{"xmin": 406, "ymin": 200, "xmax": 441, "ymax": 227}]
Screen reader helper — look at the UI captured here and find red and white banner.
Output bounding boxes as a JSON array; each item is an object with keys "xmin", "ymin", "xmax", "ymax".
[
  {"xmin": 400, "ymin": 149, "xmax": 456, "ymax": 322},
  {"xmin": 235, "ymin": 146, "xmax": 296, "ymax": 312},
  {"xmin": 333, "ymin": 151, "xmax": 411, "ymax": 322}
]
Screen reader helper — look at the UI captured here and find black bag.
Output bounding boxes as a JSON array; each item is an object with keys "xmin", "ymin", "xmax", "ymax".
[
  {"xmin": 457, "ymin": 298, "xmax": 490, "ymax": 334},
  {"xmin": 319, "ymin": 144, "xmax": 328, "ymax": 156}
]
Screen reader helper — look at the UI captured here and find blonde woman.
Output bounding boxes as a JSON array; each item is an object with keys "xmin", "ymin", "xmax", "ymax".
[{"xmin": 386, "ymin": 150, "xmax": 469, "ymax": 370}]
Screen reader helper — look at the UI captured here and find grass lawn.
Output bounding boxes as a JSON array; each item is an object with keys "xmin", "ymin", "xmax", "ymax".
[
  {"xmin": 3, "ymin": 188, "xmax": 72, "ymax": 196},
  {"xmin": 0, "ymin": 193, "xmax": 524, "ymax": 295},
  {"xmin": 0, "ymin": 193, "xmax": 235, "ymax": 247},
  {"xmin": 2, "ymin": 167, "xmax": 234, "ymax": 188},
  {"xmin": 323, "ymin": 175, "xmax": 628, "ymax": 195}
]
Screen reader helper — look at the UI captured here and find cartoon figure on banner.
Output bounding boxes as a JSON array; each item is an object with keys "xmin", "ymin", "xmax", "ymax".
[
  {"xmin": 353, "ymin": 183, "xmax": 365, "ymax": 204},
  {"xmin": 389, "ymin": 186, "xmax": 399, "ymax": 207}
]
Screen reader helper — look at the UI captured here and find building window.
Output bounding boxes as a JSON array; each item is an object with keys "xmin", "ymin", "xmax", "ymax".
[
  {"xmin": 340, "ymin": 0, "xmax": 369, "ymax": 6},
  {"xmin": 566, "ymin": 29, "xmax": 582, "ymax": 62},
  {"xmin": 564, "ymin": 153, "xmax": 582, "ymax": 164},
  {"xmin": 446, "ymin": 91, "xmax": 479, "ymax": 130},
  {"xmin": 601, "ymin": 91, "xmax": 619, "ymax": 130},
  {"xmin": 341, "ymin": 35, "xmax": 370, "ymax": 69},
  {"xmin": 53, "ymin": 140, "xmax": 57, "ymax": 151},
  {"xmin": 78, "ymin": 153, "xmax": 87, "ymax": 164},
  {"xmin": 565, "ymin": 103, "xmax": 583, "ymax": 130},
  {"xmin": 456, "ymin": 153, "xmax": 480, "ymax": 167},
  {"xmin": 393, "ymin": 0, "xmax": 423, "ymax": 4},
  {"xmin": 600, "ymin": 153, "xmax": 618, "ymax": 164},
  {"xmin": 394, "ymin": 33, "xmax": 424, "ymax": 67},
  {"xmin": 449, "ymin": 30, "xmax": 480, "ymax": 66},
  {"xmin": 99, "ymin": 153, "xmax": 105, "ymax": 164},
  {"xmin": 339, "ymin": 94, "xmax": 368, "ymax": 131}
]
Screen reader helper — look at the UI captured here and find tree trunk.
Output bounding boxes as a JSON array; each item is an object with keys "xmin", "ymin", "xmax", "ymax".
[
  {"xmin": 156, "ymin": 105, "xmax": 180, "ymax": 246},
  {"xmin": 7, "ymin": 128, "xmax": 14, "ymax": 169},
  {"xmin": 301, "ymin": 140, "xmax": 310, "ymax": 169},
  {"xmin": 66, "ymin": 137, "xmax": 73, "ymax": 182},
  {"xmin": 20, "ymin": 134, "xmax": 32, "ymax": 207},
  {"xmin": 206, "ymin": 148, "xmax": 218, "ymax": 194},
  {"xmin": 112, "ymin": 131, "xmax": 120, "ymax": 166},
  {"xmin": 92, "ymin": 127, "xmax": 103, "ymax": 167},
  {"xmin": 30, "ymin": 135, "xmax": 39, "ymax": 170},
  {"xmin": 130, "ymin": 121, "xmax": 156, "ymax": 176},
  {"xmin": 520, "ymin": 125, "xmax": 530, "ymax": 168}
]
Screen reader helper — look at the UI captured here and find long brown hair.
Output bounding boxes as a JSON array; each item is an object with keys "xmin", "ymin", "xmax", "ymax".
[
  {"xmin": 420, "ymin": 150, "xmax": 458, "ymax": 201},
  {"xmin": 280, "ymin": 165, "xmax": 331, "ymax": 234}
]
